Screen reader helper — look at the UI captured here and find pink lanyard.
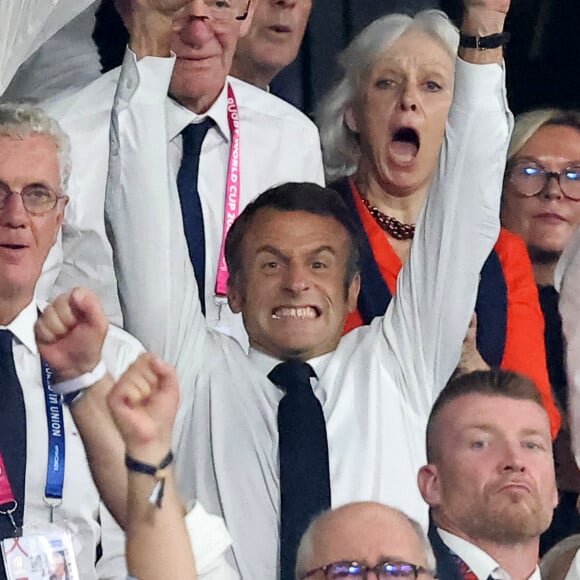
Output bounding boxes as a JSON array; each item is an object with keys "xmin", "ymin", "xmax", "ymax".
[
  {"xmin": 0, "ymin": 453, "xmax": 18, "ymax": 532},
  {"xmin": 215, "ymin": 83, "xmax": 241, "ymax": 297}
]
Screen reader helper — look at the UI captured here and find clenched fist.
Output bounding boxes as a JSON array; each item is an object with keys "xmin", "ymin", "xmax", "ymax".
[{"xmin": 35, "ymin": 288, "xmax": 108, "ymax": 382}]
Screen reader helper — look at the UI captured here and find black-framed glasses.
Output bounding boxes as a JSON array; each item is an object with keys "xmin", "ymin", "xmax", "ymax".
[
  {"xmin": 505, "ymin": 160, "xmax": 580, "ymax": 201},
  {"xmin": 0, "ymin": 183, "xmax": 66, "ymax": 215},
  {"xmin": 196, "ymin": 0, "xmax": 251, "ymax": 22},
  {"xmin": 300, "ymin": 560, "xmax": 438, "ymax": 580}
]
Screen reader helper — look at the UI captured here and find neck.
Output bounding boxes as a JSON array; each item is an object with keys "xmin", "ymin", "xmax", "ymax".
[
  {"xmin": 229, "ymin": 56, "xmax": 274, "ymax": 90},
  {"xmin": 172, "ymin": 88, "xmax": 222, "ymax": 116},
  {"xmin": 533, "ymin": 262, "xmax": 556, "ymax": 287},
  {"xmin": 0, "ymin": 292, "xmax": 32, "ymax": 326},
  {"xmin": 354, "ymin": 169, "xmax": 427, "ymax": 225}
]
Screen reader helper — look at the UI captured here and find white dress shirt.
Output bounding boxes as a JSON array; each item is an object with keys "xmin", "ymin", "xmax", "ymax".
[
  {"xmin": 2, "ymin": 2, "xmax": 101, "ymax": 103},
  {"xmin": 106, "ymin": 51, "xmax": 511, "ymax": 580},
  {"xmin": 126, "ymin": 502, "xmax": 238, "ymax": 580},
  {"xmin": 2, "ymin": 300, "xmax": 144, "ymax": 579},
  {"xmin": 439, "ymin": 530, "xmax": 542, "ymax": 580},
  {"xmin": 40, "ymin": 48, "xmax": 324, "ymax": 347},
  {"xmin": 555, "ymin": 228, "xmax": 580, "ymax": 467},
  {"xmin": 0, "ymin": 0, "xmax": 95, "ymax": 95}
]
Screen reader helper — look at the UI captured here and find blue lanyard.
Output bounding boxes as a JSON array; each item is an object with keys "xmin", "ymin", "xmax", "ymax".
[{"xmin": 41, "ymin": 362, "xmax": 65, "ymax": 511}]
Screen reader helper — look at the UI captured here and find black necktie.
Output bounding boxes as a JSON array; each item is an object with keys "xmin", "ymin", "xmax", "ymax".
[
  {"xmin": 269, "ymin": 360, "xmax": 331, "ymax": 580},
  {"xmin": 0, "ymin": 330, "xmax": 26, "ymax": 546},
  {"xmin": 177, "ymin": 119, "xmax": 214, "ymax": 314}
]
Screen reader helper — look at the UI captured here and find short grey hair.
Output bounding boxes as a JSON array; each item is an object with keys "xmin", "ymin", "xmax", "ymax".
[
  {"xmin": 508, "ymin": 107, "xmax": 580, "ymax": 161},
  {"xmin": 294, "ymin": 505, "xmax": 436, "ymax": 579},
  {"xmin": 316, "ymin": 10, "xmax": 459, "ymax": 182},
  {"xmin": 0, "ymin": 102, "xmax": 72, "ymax": 190}
]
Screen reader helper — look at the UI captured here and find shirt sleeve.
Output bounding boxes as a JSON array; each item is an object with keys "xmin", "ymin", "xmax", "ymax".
[
  {"xmin": 495, "ymin": 229, "xmax": 561, "ymax": 438},
  {"xmin": 555, "ymin": 228, "xmax": 580, "ymax": 467},
  {"xmin": 382, "ymin": 58, "xmax": 513, "ymax": 414},
  {"xmin": 0, "ymin": 0, "xmax": 95, "ymax": 95},
  {"xmin": 183, "ymin": 503, "xmax": 239, "ymax": 580},
  {"xmin": 106, "ymin": 48, "xmax": 211, "ymax": 385}
]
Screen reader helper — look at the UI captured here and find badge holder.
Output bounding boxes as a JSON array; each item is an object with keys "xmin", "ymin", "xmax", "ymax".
[{"xmin": 1, "ymin": 522, "xmax": 80, "ymax": 580}]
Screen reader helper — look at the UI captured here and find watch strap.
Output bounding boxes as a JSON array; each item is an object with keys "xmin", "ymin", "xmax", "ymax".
[{"xmin": 459, "ymin": 32, "xmax": 509, "ymax": 50}]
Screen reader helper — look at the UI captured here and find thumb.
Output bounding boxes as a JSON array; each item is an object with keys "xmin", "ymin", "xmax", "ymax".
[{"xmin": 69, "ymin": 287, "xmax": 108, "ymax": 333}]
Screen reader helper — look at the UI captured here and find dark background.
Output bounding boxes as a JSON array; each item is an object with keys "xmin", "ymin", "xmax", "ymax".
[{"xmin": 274, "ymin": 0, "xmax": 580, "ymax": 117}]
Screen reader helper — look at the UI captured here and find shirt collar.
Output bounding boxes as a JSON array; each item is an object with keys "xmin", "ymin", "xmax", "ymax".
[
  {"xmin": 0, "ymin": 300, "xmax": 38, "ymax": 355},
  {"xmin": 249, "ymin": 347, "xmax": 333, "ymax": 384},
  {"xmin": 167, "ymin": 79, "xmax": 231, "ymax": 144},
  {"xmin": 438, "ymin": 530, "xmax": 541, "ymax": 580}
]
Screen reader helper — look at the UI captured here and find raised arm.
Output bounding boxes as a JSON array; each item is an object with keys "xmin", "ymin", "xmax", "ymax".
[
  {"xmin": 384, "ymin": 0, "xmax": 513, "ymax": 412},
  {"xmin": 105, "ymin": 0, "xmax": 209, "ymax": 374},
  {"xmin": 0, "ymin": 0, "xmax": 95, "ymax": 95},
  {"xmin": 106, "ymin": 353, "xmax": 197, "ymax": 580},
  {"xmin": 35, "ymin": 288, "xmax": 131, "ymax": 527}
]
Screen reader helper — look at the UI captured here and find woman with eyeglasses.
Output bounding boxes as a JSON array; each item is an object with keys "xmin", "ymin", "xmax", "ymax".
[
  {"xmin": 316, "ymin": 11, "xmax": 560, "ymax": 438},
  {"xmin": 501, "ymin": 108, "xmax": 580, "ymax": 555}
]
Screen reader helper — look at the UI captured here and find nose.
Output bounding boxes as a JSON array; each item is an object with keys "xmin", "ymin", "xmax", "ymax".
[
  {"xmin": 0, "ymin": 193, "xmax": 28, "ymax": 228},
  {"xmin": 284, "ymin": 262, "xmax": 310, "ymax": 293},
  {"xmin": 399, "ymin": 83, "xmax": 419, "ymax": 112},
  {"xmin": 501, "ymin": 442, "xmax": 526, "ymax": 473},
  {"xmin": 540, "ymin": 173, "xmax": 564, "ymax": 200}
]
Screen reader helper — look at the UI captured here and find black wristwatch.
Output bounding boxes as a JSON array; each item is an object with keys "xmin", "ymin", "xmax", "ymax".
[{"xmin": 459, "ymin": 32, "xmax": 509, "ymax": 50}]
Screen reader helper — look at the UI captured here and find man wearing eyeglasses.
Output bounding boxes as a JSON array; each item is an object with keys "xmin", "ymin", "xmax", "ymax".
[
  {"xmin": 39, "ymin": 0, "xmax": 324, "ymax": 347},
  {"xmin": 418, "ymin": 370, "xmax": 557, "ymax": 580},
  {"xmin": 0, "ymin": 103, "xmax": 143, "ymax": 579},
  {"xmin": 294, "ymin": 503, "xmax": 437, "ymax": 580}
]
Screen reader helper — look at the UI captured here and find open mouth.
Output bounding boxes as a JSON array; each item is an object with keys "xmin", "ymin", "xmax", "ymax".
[
  {"xmin": 389, "ymin": 127, "xmax": 420, "ymax": 164},
  {"xmin": 0, "ymin": 244, "xmax": 26, "ymax": 250},
  {"xmin": 272, "ymin": 306, "xmax": 320, "ymax": 320}
]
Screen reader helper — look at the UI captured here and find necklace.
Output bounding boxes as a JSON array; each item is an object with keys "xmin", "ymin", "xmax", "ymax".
[{"xmin": 359, "ymin": 195, "xmax": 415, "ymax": 240}]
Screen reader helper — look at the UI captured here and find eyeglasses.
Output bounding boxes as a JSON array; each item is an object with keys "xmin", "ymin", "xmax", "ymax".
[
  {"xmin": 505, "ymin": 160, "xmax": 580, "ymax": 201},
  {"xmin": 188, "ymin": 0, "xmax": 251, "ymax": 23},
  {"xmin": 0, "ymin": 183, "xmax": 66, "ymax": 215},
  {"xmin": 300, "ymin": 560, "xmax": 438, "ymax": 580}
]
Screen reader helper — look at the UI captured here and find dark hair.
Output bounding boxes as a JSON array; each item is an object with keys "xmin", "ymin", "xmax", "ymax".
[
  {"xmin": 426, "ymin": 369, "xmax": 545, "ymax": 462},
  {"xmin": 225, "ymin": 182, "xmax": 362, "ymax": 290}
]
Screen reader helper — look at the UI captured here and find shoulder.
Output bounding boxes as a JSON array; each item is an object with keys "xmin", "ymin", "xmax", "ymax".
[{"xmin": 228, "ymin": 76, "xmax": 318, "ymax": 134}]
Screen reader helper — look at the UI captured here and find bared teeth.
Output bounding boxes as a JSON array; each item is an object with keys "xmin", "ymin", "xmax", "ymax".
[{"xmin": 272, "ymin": 307, "xmax": 317, "ymax": 320}]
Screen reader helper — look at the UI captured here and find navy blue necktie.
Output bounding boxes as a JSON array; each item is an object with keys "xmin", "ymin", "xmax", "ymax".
[
  {"xmin": 269, "ymin": 360, "xmax": 331, "ymax": 580},
  {"xmin": 177, "ymin": 119, "xmax": 214, "ymax": 314},
  {"xmin": 0, "ymin": 330, "xmax": 26, "ymax": 547}
]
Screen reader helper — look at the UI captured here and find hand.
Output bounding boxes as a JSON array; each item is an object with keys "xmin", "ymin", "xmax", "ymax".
[
  {"xmin": 107, "ymin": 353, "xmax": 179, "ymax": 464},
  {"xmin": 35, "ymin": 288, "xmax": 108, "ymax": 382},
  {"xmin": 455, "ymin": 314, "xmax": 490, "ymax": 376},
  {"xmin": 461, "ymin": 0, "xmax": 510, "ymax": 39}
]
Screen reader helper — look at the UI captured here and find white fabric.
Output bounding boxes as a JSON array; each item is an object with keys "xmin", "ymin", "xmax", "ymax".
[
  {"xmin": 40, "ymin": 48, "xmax": 324, "ymax": 347},
  {"xmin": 183, "ymin": 502, "xmax": 239, "ymax": 580},
  {"xmin": 439, "ymin": 529, "xmax": 541, "ymax": 580},
  {"xmin": 0, "ymin": 0, "xmax": 95, "ymax": 95},
  {"xmin": 1, "ymin": 300, "xmax": 144, "ymax": 579},
  {"xmin": 106, "ymin": 51, "xmax": 511, "ymax": 580},
  {"xmin": 564, "ymin": 549, "xmax": 580, "ymax": 580},
  {"xmin": 2, "ymin": 2, "xmax": 101, "ymax": 103},
  {"xmin": 555, "ymin": 228, "xmax": 580, "ymax": 467}
]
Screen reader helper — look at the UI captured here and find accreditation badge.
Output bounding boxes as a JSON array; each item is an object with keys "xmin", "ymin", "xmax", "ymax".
[{"xmin": 1, "ymin": 525, "xmax": 79, "ymax": 580}]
